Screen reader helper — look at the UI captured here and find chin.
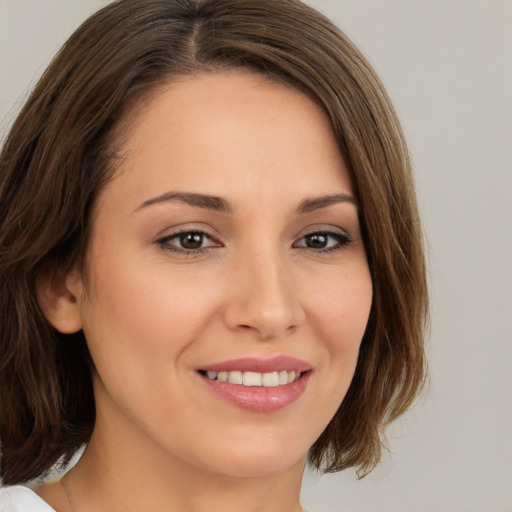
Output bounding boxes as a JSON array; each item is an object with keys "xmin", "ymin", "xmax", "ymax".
[{"xmin": 193, "ymin": 438, "xmax": 309, "ymax": 479}]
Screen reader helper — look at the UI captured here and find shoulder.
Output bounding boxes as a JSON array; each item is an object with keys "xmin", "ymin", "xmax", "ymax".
[{"xmin": 0, "ymin": 485, "xmax": 57, "ymax": 512}]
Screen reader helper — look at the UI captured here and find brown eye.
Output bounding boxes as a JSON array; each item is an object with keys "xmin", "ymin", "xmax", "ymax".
[
  {"xmin": 179, "ymin": 232, "xmax": 204, "ymax": 249},
  {"xmin": 294, "ymin": 230, "xmax": 352, "ymax": 251},
  {"xmin": 157, "ymin": 230, "xmax": 219, "ymax": 253},
  {"xmin": 304, "ymin": 233, "xmax": 329, "ymax": 249}
]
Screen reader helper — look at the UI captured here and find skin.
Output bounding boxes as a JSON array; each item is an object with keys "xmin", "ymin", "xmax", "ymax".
[{"xmin": 37, "ymin": 71, "xmax": 373, "ymax": 512}]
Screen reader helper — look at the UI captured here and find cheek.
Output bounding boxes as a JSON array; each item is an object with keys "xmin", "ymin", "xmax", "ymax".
[
  {"xmin": 275, "ymin": 263, "xmax": 373, "ymax": 450},
  {"xmin": 306, "ymin": 264, "xmax": 373, "ymax": 391},
  {"xmin": 78, "ymin": 250, "xmax": 234, "ymax": 404},
  {"xmin": 310, "ymin": 265, "xmax": 372, "ymax": 345},
  {"xmin": 77, "ymin": 263, "xmax": 224, "ymax": 447}
]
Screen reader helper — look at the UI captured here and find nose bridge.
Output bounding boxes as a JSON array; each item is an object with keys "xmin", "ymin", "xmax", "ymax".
[{"xmin": 224, "ymin": 238, "xmax": 304, "ymax": 339}]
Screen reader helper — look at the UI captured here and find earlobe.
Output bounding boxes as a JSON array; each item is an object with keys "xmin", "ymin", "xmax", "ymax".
[{"xmin": 37, "ymin": 268, "xmax": 83, "ymax": 334}]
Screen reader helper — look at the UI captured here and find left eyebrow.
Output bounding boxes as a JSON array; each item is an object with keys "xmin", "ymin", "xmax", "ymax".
[{"xmin": 297, "ymin": 194, "xmax": 358, "ymax": 213}]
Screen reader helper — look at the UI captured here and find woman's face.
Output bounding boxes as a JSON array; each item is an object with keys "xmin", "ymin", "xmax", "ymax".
[{"xmin": 70, "ymin": 71, "xmax": 372, "ymax": 478}]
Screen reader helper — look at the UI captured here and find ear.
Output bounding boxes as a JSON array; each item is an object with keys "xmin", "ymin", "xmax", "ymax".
[{"xmin": 37, "ymin": 268, "xmax": 83, "ymax": 334}]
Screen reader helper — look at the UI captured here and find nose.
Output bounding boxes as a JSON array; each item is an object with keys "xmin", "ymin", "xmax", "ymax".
[{"xmin": 222, "ymin": 247, "xmax": 306, "ymax": 341}]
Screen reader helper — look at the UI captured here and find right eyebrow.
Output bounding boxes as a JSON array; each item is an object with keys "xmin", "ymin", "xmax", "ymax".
[{"xmin": 133, "ymin": 191, "xmax": 233, "ymax": 214}]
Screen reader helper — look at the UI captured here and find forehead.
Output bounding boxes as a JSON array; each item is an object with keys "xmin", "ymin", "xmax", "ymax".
[{"xmin": 98, "ymin": 71, "xmax": 352, "ymax": 212}]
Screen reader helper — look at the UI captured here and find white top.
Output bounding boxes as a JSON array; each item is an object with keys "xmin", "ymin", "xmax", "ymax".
[{"xmin": 0, "ymin": 486, "xmax": 56, "ymax": 512}]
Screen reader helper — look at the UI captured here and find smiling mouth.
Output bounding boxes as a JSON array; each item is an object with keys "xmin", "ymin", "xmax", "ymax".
[
  {"xmin": 198, "ymin": 369, "xmax": 304, "ymax": 387},
  {"xmin": 197, "ymin": 359, "xmax": 312, "ymax": 412}
]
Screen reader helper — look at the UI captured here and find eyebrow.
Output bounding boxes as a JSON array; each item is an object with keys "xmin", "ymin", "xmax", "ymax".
[
  {"xmin": 134, "ymin": 191, "xmax": 357, "ymax": 214},
  {"xmin": 297, "ymin": 193, "xmax": 358, "ymax": 213},
  {"xmin": 134, "ymin": 191, "xmax": 233, "ymax": 213}
]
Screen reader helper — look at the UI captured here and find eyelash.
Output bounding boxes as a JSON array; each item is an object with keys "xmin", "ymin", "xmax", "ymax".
[{"xmin": 156, "ymin": 229, "xmax": 352, "ymax": 255}]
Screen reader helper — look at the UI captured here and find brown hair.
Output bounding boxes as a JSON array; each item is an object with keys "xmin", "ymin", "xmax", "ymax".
[{"xmin": 0, "ymin": 0, "xmax": 427, "ymax": 484}]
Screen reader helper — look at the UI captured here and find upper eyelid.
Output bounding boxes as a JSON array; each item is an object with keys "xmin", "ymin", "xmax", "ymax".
[
  {"xmin": 295, "ymin": 225, "xmax": 352, "ymax": 240},
  {"xmin": 299, "ymin": 229, "xmax": 350, "ymax": 238},
  {"xmin": 155, "ymin": 224, "xmax": 220, "ymax": 241}
]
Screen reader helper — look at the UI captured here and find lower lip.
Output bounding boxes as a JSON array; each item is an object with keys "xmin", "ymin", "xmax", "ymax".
[{"xmin": 199, "ymin": 372, "xmax": 311, "ymax": 413}]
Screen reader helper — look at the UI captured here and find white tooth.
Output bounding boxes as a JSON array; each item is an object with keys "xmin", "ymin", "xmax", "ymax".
[
  {"xmin": 228, "ymin": 371, "xmax": 243, "ymax": 384},
  {"xmin": 262, "ymin": 372, "xmax": 279, "ymax": 387},
  {"xmin": 214, "ymin": 370, "xmax": 298, "ymax": 386},
  {"xmin": 243, "ymin": 371, "xmax": 262, "ymax": 387},
  {"xmin": 287, "ymin": 371, "xmax": 296, "ymax": 384}
]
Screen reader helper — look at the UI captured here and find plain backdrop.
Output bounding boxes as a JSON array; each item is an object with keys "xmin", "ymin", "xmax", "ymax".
[{"xmin": 1, "ymin": 1, "xmax": 511, "ymax": 511}]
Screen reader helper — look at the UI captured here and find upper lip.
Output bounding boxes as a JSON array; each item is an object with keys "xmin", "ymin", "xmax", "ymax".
[{"xmin": 199, "ymin": 356, "xmax": 312, "ymax": 374}]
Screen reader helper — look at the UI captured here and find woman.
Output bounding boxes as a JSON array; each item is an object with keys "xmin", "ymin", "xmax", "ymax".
[{"xmin": 0, "ymin": 1, "xmax": 428, "ymax": 511}]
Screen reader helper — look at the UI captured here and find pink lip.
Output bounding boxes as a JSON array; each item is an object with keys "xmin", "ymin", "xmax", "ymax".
[{"xmin": 197, "ymin": 356, "xmax": 312, "ymax": 413}]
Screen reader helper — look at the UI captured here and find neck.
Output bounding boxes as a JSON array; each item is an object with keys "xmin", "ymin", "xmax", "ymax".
[{"xmin": 62, "ymin": 416, "xmax": 305, "ymax": 512}]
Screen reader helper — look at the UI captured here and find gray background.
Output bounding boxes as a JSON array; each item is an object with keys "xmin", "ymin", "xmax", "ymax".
[{"xmin": 1, "ymin": 1, "xmax": 511, "ymax": 511}]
